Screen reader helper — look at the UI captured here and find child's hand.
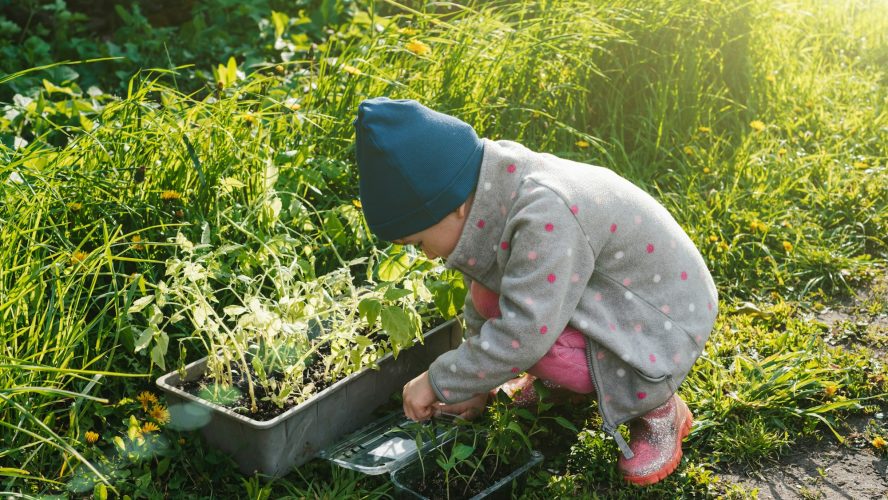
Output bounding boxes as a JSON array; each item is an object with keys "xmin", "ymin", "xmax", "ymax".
[
  {"xmin": 402, "ymin": 371, "xmax": 438, "ymax": 421},
  {"xmin": 433, "ymin": 392, "xmax": 489, "ymax": 421}
]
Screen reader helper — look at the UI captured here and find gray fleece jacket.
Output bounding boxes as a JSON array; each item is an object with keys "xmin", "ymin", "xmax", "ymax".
[{"xmin": 428, "ymin": 139, "xmax": 718, "ymax": 457}]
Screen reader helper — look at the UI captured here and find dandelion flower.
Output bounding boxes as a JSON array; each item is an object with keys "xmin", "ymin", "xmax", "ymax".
[
  {"xmin": 70, "ymin": 251, "xmax": 88, "ymax": 265},
  {"xmin": 149, "ymin": 405, "xmax": 171, "ymax": 424},
  {"xmin": 131, "ymin": 234, "xmax": 144, "ymax": 251},
  {"xmin": 853, "ymin": 161, "xmax": 868, "ymax": 169},
  {"xmin": 782, "ymin": 241, "xmax": 794, "ymax": 252},
  {"xmin": 749, "ymin": 120, "xmax": 766, "ymax": 132},
  {"xmin": 137, "ymin": 391, "xmax": 158, "ymax": 411},
  {"xmin": 683, "ymin": 146, "xmax": 694, "ymax": 156},
  {"xmin": 873, "ymin": 436, "xmax": 887, "ymax": 450},
  {"xmin": 85, "ymin": 431, "xmax": 100, "ymax": 444},
  {"xmin": 823, "ymin": 384, "xmax": 838, "ymax": 397},
  {"xmin": 352, "ymin": 199, "xmax": 362, "ymax": 209},
  {"xmin": 243, "ymin": 114, "xmax": 256, "ymax": 125},
  {"xmin": 709, "ymin": 235, "xmax": 719, "ymax": 243},
  {"xmin": 778, "ymin": 148, "xmax": 787, "ymax": 155},
  {"xmin": 399, "ymin": 27, "xmax": 418, "ymax": 35},
  {"xmin": 405, "ymin": 40, "xmax": 431, "ymax": 56},
  {"xmin": 697, "ymin": 126, "xmax": 711, "ymax": 134},
  {"xmin": 342, "ymin": 65, "xmax": 362, "ymax": 76},
  {"xmin": 274, "ymin": 64, "xmax": 284, "ymax": 74},
  {"xmin": 703, "ymin": 167, "xmax": 711, "ymax": 174},
  {"xmin": 141, "ymin": 422, "xmax": 160, "ymax": 433},
  {"xmin": 576, "ymin": 140, "xmax": 590, "ymax": 149},
  {"xmin": 750, "ymin": 221, "xmax": 765, "ymax": 232},
  {"xmin": 765, "ymin": 74, "xmax": 776, "ymax": 83},
  {"xmin": 289, "ymin": 103, "xmax": 302, "ymax": 111},
  {"xmin": 160, "ymin": 190, "xmax": 181, "ymax": 201},
  {"xmin": 67, "ymin": 202, "xmax": 83, "ymax": 211}
]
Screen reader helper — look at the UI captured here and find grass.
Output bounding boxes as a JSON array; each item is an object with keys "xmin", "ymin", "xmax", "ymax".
[{"xmin": 1, "ymin": 0, "xmax": 887, "ymax": 497}]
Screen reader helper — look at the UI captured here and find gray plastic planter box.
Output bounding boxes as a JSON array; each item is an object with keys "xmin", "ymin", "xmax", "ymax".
[{"xmin": 155, "ymin": 318, "xmax": 462, "ymax": 478}]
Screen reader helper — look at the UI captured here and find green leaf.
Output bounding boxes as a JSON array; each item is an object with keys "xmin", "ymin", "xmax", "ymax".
[
  {"xmin": 383, "ymin": 287, "xmax": 411, "ymax": 302},
  {"xmin": 358, "ymin": 298, "xmax": 381, "ymax": 326},
  {"xmin": 452, "ymin": 443, "xmax": 474, "ymax": 461},
  {"xmin": 93, "ymin": 481, "xmax": 108, "ymax": 500},
  {"xmin": 381, "ymin": 306, "xmax": 413, "ymax": 347},
  {"xmin": 134, "ymin": 326, "xmax": 153, "ymax": 352},
  {"xmin": 377, "ymin": 251, "xmax": 411, "ymax": 281},
  {"xmin": 553, "ymin": 416, "xmax": 579, "ymax": 433},
  {"xmin": 128, "ymin": 295, "xmax": 154, "ymax": 313},
  {"xmin": 271, "ymin": 11, "xmax": 289, "ymax": 39},
  {"xmin": 150, "ymin": 331, "xmax": 169, "ymax": 370}
]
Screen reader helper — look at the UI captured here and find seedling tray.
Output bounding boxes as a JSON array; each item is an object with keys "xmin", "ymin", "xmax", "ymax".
[{"xmin": 155, "ymin": 318, "xmax": 462, "ymax": 477}]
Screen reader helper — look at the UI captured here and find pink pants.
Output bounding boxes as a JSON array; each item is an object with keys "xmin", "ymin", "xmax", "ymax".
[{"xmin": 470, "ymin": 281, "xmax": 595, "ymax": 394}]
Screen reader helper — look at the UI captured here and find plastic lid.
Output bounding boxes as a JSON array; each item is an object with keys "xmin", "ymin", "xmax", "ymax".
[{"xmin": 319, "ymin": 411, "xmax": 453, "ymax": 475}]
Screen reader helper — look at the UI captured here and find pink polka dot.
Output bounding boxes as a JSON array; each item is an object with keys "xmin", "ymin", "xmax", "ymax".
[
  {"xmin": 510, "ymin": 191, "xmax": 517, "ymax": 199},
  {"xmin": 661, "ymin": 305, "xmax": 671, "ymax": 314},
  {"xmin": 545, "ymin": 223, "xmax": 554, "ymax": 232},
  {"xmin": 610, "ymin": 223, "xmax": 617, "ymax": 233},
  {"xmin": 634, "ymin": 323, "xmax": 643, "ymax": 333},
  {"xmin": 646, "ymin": 243, "xmax": 655, "ymax": 253},
  {"xmin": 443, "ymin": 390, "xmax": 452, "ymax": 399},
  {"xmin": 596, "ymin": 351, "xmax": 606, "ymax": 360},
  {"xmin": 524, "ymin": 297, "xmax": 534, "ymax": 305},
  {"xmin": 477, "ymin": 219, "xmax": 486, "ymax": 229},
  {"xmin": 708, "ymin": 302, "xmax": 713, "ymax": 311},
  {"xmin": 637, "ymin": 392, "xmax": 647, "ymax": 400},
  {"xmin": 507, "ymin": 164, "xmax": 516, "ymax": 173},
  {"xmin": 477, "ymin": 371, "xmax": 486, "ymax": 379},
  {"xmin": 539, "ymin": 325, "xmax": 548, "ymax": 334},
  {"xmin": 680, "ymin": 271, "xmax": 688, "ymax": 281},
  {"xmin": 571, "ymin": 273, "xmax": 580, "ymax": 283},
  {"xmin": 609, "ymin": 323, "xmax": 617, "ymax": 332},
  {"xmin": 634, "ymin": 215, "xmax": 642, "ymax": 224},
  {"xmin": 696, "ymin": 335, "xmax": 703, "ymax": 343},
  {"xmin": 604, "ymin": 394, "xmax": 613, "ymax": 403},
  {"xmin": 672, "ymin": 353, "xmax": 682, "ymax": 364},
  {"xmin": 547, "ymin": 273, "xmax": 557, "ymax": 283},
  {"xmin": 594, "ymin": 292, "xmax": 603, "ymax": 301},
  {"xmin": 500, "ymin": 205, "xmax": 507, "ymax": 216},
  {"xmin": 623, "ymin": 278, "xmax": 632, "ymax": 286},
  {"xmin": 500, "ymin": 241, "xmax": 509, "ymax": 250},
  {"xmin": 527, "ymin": 251, "xmax": 538, "ymax": 260},
  {"xmin": 570, "ymin": 205, "xmax": 579, "ymax": 215},
  {"xmin": 511, "ymin": 340, "xmax": 521, "ymax": 349},
  {"xmin": 649, "ymin": 354, "xmax": 657, "ymax": 363},
  {"xmin": 467, "ymin": 257, "xmax": 477, "ymax": 266},
  {"xmin": 511, "ymin": 367, "xmax": 520, "ymax": 374}
]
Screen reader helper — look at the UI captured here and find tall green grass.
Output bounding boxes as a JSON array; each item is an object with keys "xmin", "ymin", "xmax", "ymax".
[{"xmin": 1, "ymin": 0, "xmax": 886, "ymax": 496}]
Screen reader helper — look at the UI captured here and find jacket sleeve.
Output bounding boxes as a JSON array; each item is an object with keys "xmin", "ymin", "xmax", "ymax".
[
  {"xmin": 428, "ymin": 183, "xmax": 597, "ymax": 403},
  {"xmin": 461, "ymin": 276, "xmax": 486, "ymax": 339}
]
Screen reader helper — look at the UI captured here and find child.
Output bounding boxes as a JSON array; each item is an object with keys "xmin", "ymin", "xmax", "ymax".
[{"xmin": 354, "ymin": 97, "xmax": 718, "ymax": 486}]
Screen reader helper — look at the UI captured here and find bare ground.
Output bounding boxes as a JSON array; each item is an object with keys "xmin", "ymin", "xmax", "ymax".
[{"xmin": 717, "ymin": 272, "xmax": 888, "ymax": 499}]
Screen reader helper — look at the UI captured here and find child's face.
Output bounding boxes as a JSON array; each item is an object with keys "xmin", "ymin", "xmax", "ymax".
[{"xmin": 394, "ymin": 209, "xmax": 467, "ymax": 260}]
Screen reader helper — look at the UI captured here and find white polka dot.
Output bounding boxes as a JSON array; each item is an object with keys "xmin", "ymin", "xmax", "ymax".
[
  {"xmin": 670, "ymin": 240, "xmax": 677, "ymax": 249},
  {"xmin": 450, "ymin": 364, "xmax": 457, "ymax": 372},
  {"xmin": 571, "ymin": 273, "xmax": 580, "ymax": 283},
  {"xmin": 664, "ymin": 321, "xmax": 672, "ymax": 330},
  {"xmin": 616, "ymin": 368, "xmax": 626, "ymax": 377},
  {"xmin": 481, "ymin": 341, "xmax": 490, "ymax": 350},
  {"xmin": 580, "ymin": 320, "xmax": 589, "ymax": 328},
  {"xmin": 615, "ymin": 251, "xmax": 625, "ymax": 259},
  {"xmin": 689, "ymin": 303, "xmax": 696, "ymax": 312},
  {"xmin": 507, "ymin": 311, "xmax": 516, "ymax": 319},
  {"xmin": 624, "ymin": 291, "xmax": 633, "ymax": 300},
  {"xmin": 567, "ymin": 248, "xmax": 573, "ymax": 257},
  {"xmin": 483, "ymin": 182, "xmax": 492, "ymax": 191},
  {"xmin": 691, "ymin": 350, "xmax": 698, "ymax": 358},
  {"xmin": 653, "ymin": 274, "xmax": 661, "ymax": 283},
  {"xmin": 621, "ymin": 353, "xmax": 631, "ymax": 362}
]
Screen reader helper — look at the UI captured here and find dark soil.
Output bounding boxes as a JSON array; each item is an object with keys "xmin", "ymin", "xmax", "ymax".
[{"xmin": 179, "ymin": 358, "xmax": 334, "ymax": 421}]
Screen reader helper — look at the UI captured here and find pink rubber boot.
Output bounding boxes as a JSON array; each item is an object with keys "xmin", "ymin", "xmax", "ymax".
[{"xmin": 617, "ymin": 394, "xmax": 694, "ymax": 486}]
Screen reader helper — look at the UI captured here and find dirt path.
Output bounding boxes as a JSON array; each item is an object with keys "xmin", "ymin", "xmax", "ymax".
[{"xmin": 718, "ymin": 273, "xmax": 888, "ymax": 499}]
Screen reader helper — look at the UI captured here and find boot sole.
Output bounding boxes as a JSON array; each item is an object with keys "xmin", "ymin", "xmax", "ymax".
[{"xmin": 622, "ymin": 398, "xmax": 693, "ymax": 487}]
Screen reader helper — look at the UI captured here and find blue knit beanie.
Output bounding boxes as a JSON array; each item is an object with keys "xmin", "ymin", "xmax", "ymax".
[{"xmin": 354, "ymin": 97, "xmax": 484, "ymax": 241}]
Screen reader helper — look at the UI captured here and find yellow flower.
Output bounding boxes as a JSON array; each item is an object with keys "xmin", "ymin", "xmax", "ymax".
[
  {"xmin": 274, "ymin": 64, "xmax": 284, "ymax": 74},
  {"xmin": 131, "ymin": 234, "xmax": 144, "ymax": 251},
  {"xmin": 178, "ymin": 437, "xmax": 186, "ymax": 445},
  {"xmin": 67, "ymin": 202, "xmax": 83, "ymax": 211},
  {"xmin": 70, "ymin": 250, "xmax": 88, "ymax": 265},
  {"xmin": 750, "ymin": 220, "xmax": 765, "ymax": 232},
  {"xmin": 777, "ymin": 148, "xmax": 787, "ymax": 155},
  {"xmin": 160, "ymin": 190, "xmax": 182, "ymax": 201},
  {"xmin": 399, "ymin": 27, "xmax": 418, "ymax": 35},
  {"xmin": 765, "ymin": 74, "xmax": 776, "ymax": 83},
  {"xmin": 576, "ymin": 140, "xmax": 590, "ymax": 149},
  {"xmin": 872, "ymin": 436, "xmax": 887, "ymax": 450},
  {"xmin": 137, "ymin": 391, "xmax": 158, "ymax": 411},
  {"xmin": 709, "ymin": 235, "xmax": 719, "ymax": 243},
  {"xmin": 405, "ymin": 40, "xmax": 431, "ymax": 56},
  {"xmin": 697, "ymin": 126, "xmax": 711, "ymax": 134},
  {"xmin": 823, "ymin": 384, "xmax": 838, "ymax": 397},
  {"xmin": 342, "ymin": 65, "xmax": 362, "ymax": 76},
  {"xmin": 141, "ymin": 422, "xmax": 160, "ymax": 433},
  {"xmin": 85, "ymin": 431, "xmax": 100, "ymax": 444},
  {"xmin": 749, "ymin": 120, "xmax": 766, "ymax": 132},
  {"xmin": 243, "ymin": 114, "xmax": 256, "ymax": 125},
  {"xmin": 853, "ymin": 161, "xmax": 868, "ymax": 169},
  {"xmin": 149, "ymin": 405, "xmax": 171, "ymax": 424},
  {"xmin": 289, "ymin": 103, "xmax": 302, "ymax": 111},
  {"xmin": 683, "ymin": 146, "xmax": 694, "ymax": 156},
  {"xmin": 782, "ymin": 241, "xmax": 794, "ymax": 252},
  {"xmin": 703, "ymin": 167, "xmax": 711, "ymax": 174},
  {"xmin": 352, "ymin": 199, "xmax": 362, "ymax": 209}
]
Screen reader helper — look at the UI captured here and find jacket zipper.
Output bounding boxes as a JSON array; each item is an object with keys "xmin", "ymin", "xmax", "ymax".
[{"xmin": 585, "ymin": 339, "xmax": 634, "ymax": 459}]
